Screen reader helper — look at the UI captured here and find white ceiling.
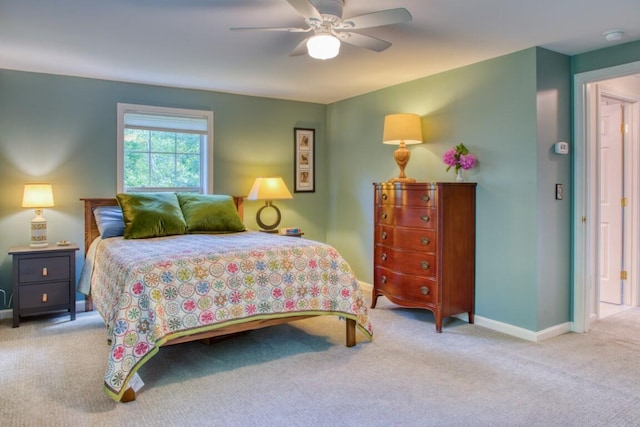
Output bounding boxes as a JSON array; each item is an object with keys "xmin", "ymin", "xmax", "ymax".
[{"xmin": 1, "ymin": 0, "xmax": 639, "ymax": 104}]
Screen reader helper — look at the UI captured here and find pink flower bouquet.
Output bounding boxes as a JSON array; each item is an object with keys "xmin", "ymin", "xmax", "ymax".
[{"xmin": 443, "ymin": 143, "xmax": 476, "ymax": 173}]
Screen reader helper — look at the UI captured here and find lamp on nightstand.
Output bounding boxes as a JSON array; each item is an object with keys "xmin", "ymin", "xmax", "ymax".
[
  {"xmin": 247, "ymin": 177, "xmax": 293, "ymax": 232},
  {"xmin": 22, "ymin": 184, "xmax": 55, "ymax": 247},
  {"xmin": 383, "ymin": 113, "xmax": 423, "ymax": 182}
]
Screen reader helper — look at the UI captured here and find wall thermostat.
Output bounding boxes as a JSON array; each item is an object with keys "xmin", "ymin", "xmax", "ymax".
[{"xmin": 554, "ymin": 142, "xmax": 569, "ymax": 155}]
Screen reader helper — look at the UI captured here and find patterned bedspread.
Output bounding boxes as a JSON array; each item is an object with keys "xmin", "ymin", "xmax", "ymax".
[{"xmin": 80, "ymin": 231, "xmax": 373, "ymax": 401}]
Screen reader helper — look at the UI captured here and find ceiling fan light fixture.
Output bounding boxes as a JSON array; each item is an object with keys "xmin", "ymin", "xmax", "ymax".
[{"xmin": 307, "ymin": 33, "xmax": 340, "ymax": 60}]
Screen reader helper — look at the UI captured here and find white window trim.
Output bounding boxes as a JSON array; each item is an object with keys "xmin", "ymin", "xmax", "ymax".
[{"xmin": 116, "ymin": 103, "xmax": 214, "ymax": 194}]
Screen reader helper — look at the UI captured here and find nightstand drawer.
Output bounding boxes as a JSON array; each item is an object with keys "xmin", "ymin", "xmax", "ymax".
[
  {"xmin": 18, "ymin": 282, "xmax": 70, "ymax": 309},
  {"xmin": 18, "ymin": 256, "xmax": 70, "ymax": 283}
]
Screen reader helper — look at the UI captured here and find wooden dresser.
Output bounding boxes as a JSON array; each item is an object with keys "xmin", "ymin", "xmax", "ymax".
[{"xmin": 372, "ymin": 182, "xmax": 476, "ymax": 332}]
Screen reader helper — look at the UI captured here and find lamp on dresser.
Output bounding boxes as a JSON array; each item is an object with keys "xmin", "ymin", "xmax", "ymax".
[
  {"xmin": 247, "ymin": 177, "xmax": 293, "ymax": 232},
  {"xmin": 22, "ymin": 183, "xmax": 55, "ymax": 247},
  {"xmin": 383, "ymin": 113, "xmax": 423, "ymax": 182}
]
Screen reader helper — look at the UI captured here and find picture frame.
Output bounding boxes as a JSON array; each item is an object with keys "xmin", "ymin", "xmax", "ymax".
[{"xmin": 294, "ymin": 127, "xmax": 315, "ymax": 192}]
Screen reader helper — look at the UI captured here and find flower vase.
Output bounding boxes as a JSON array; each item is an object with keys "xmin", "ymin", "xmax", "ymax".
[{"xmin": 456, "ymin": 169, "xmax": 465, "ymax": 182}]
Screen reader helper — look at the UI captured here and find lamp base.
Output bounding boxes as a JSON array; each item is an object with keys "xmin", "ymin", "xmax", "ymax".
[
  {"xmin": 389, "ymin": 177, "xmax": 416, "ymax": 183},
  {"xmin": 29, "ymin": 216, "xmax": 48, "ymax": 248},
  {"xmin": 256, "ymin": 201, "xmax": 282, "ymax": 231}
]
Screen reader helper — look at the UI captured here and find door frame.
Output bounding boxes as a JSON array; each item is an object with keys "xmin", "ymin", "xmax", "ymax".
[{"xmin": 573, "ymin": 60, "xmax": 640, "ymax": 333}]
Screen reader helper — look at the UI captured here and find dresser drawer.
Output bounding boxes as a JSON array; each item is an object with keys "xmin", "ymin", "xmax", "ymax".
[
  {"xmin": 375, "ymin": 206, "xmax": 437, "ymax": 229},
  {"xmin": 374, "ymin": 267, "xmax": 438, "ymax": 304},
  {"xmin": 18, "ymin": 282, "xmax": 70, "ymax": 309},
  {"xmin": 376, "ymin": 187, "xmax": 436, "ymax": 207},
  {"xmin": 374, "ymin": 246, "xmax": 437, "ymax": 278},
  {"xmin": 18, "ymin": 256, "xmax": 70, "ymax": 283},
  {"xmin": 376, "ymin": 225, "xmax": 437, "ymax": 252}
]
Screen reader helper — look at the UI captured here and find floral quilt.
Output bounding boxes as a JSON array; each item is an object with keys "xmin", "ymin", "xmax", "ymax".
[{"xmin": 82, "ymin": 231, "xmax": 373, "ymax": 401}]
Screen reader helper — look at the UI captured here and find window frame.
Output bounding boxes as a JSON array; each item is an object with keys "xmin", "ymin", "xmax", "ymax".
[{"xmin": 116, "ymin": 103, "xmax": 214, "ymax": 194}]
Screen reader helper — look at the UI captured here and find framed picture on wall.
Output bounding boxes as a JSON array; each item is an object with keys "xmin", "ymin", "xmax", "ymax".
[{"xmin": 294, "ymin": 127, "xmax": 315, "ymax": 192}]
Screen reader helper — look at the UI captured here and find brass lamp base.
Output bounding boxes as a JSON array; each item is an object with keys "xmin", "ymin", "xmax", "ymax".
[{"xmin": 388, "ymin": 177, "xmax": 416, "ymax": 183}]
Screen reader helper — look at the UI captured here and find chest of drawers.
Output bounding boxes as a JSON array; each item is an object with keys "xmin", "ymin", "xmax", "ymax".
[
  {"xmin": 9, "ymin": 244, "xmax": 79, "ymax": 327},
  {"xmin": 372, "ymin": 182, "xmax": 476, "ymax": 332}
]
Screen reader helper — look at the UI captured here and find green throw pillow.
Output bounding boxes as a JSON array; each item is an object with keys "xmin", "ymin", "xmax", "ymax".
[
  {"xmin": 177, "ymin": 194, "xmax": 245, "ymax": 233},
  {"xmin": 116, "ymin": 192, "xmax": 187, "ymax": 239}
]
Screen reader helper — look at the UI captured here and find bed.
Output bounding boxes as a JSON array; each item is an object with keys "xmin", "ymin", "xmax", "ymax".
[{"xmin": 78, "ymin": 195, "xmax": 373, "ymax": 402}]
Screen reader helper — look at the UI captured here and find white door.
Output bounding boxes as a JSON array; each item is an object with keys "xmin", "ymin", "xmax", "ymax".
[{"xmin": 599, "ymin": 102, "xmax": 624, "ymax": 305}]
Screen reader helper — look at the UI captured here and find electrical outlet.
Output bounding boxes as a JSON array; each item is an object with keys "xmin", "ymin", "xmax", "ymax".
[{"xmin": 556, "ymin": 184, "xmax": 563, "ymax": 200}]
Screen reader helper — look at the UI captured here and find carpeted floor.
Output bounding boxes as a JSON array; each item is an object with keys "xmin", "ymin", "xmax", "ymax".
[{"xmin": 1, "ymin": 299, "xmax": 639, "ymax": 427}]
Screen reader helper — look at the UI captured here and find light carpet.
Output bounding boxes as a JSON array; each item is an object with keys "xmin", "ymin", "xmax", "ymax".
[{"xmin": 1, "ymin": 299, "xmax": 639, "ymax": 427}]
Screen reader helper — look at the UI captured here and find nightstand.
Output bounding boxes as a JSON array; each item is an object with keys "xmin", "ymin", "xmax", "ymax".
[{"xmin": 9, "ymin": 244, "xmax": 79, "ymax": 327}]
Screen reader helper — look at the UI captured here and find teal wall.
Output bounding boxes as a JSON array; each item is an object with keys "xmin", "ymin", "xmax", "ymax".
[
  {"xmin": 535, "ymin": 48, "xmax": 571, "ymax": 330},
  {"xmin": 0, "ymin": 70, "xmax": 327, "ymax": 308},
  {"xmin": 572, "ymin": 40, "xmax": 640, "ymax": 75},
  {"xmin": 326, "ymin": 48, "xmax": 558, "ymax": 331}
]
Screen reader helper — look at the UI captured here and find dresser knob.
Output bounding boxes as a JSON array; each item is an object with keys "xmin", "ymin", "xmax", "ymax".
[
  {"xmin": 420, "ymin": 286, "xmax": 430, "ymax": 296},
  {"xmin": 381, "ymin": 212, "xmax": 388, "ymax": 220},
  {"xmin": 420, "ymin": 237, "xmax": 430, "ymax": 246},
  {"xmin": 42, "ymin": 293, "xmax": 48, "ymax": 303},
  {"xmin": 42, "ymin": 267, "xmax": 48, "ymax": 277},
  {"xmin": 381, "ymin": 276, "xmax": 387, "ymax": 284},
  {"xmin": 381, "ymin": 231, "xmax": 387, "ymax": 240},
  {"xmin": 421, "ymin": 215, "xmax": 430, "ymax": 222},
  {"xmin": 382, "ymin": 193, "xmax": 388, "ymax": 200},
  {"xmin": 381, "ymin": 253, "xmax": 387, "ymax": 261},
  {"xmin": 421, "ymin": 194, "xmax": 430, "ymax": 202},
  {"xmin": 420, "ymin": 261, "xmax": 430, "ymax": 270}
]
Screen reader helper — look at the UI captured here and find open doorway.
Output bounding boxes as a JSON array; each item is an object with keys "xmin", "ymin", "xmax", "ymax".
[
  {"xmin": 597, "ymin": 92, "xmax": 636, "ymax": 319},
  {"xmin": 573, "ymin": 62, "xmax": 640, "ymax": 333}
]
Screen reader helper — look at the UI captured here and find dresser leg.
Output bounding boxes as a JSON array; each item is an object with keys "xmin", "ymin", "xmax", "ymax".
[
  {"xmin": 435, "ymin": 315, "xmax": 443, "ymax": 333},
  {"xmin": 371, "ymin": 292, "xmax": 378, "ymax": 308},
  {"xmin": 468, "ymin": 312, "xmax": 474, "ymax": 325}
]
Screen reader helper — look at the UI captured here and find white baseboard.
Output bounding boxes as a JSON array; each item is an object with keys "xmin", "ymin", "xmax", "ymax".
[
  {"xmin": 360, "ymin": 281, "xmax": 571, "ymax": 342},
  {"xmin": 0, "ymin": 301, "xmax": 87, "ymax": 321}
]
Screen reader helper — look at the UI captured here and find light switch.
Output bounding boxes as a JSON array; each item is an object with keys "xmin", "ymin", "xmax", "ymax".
[{"xmin": 556, "ymin": 184, "xmax": 563, "ymax": 200}]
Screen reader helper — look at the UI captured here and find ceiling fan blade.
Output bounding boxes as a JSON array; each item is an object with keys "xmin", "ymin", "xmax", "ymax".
[
  {"xmin": 286, "ymin": 0, "xmax": 322, "ymax": 20},
  {"xmin": 338, "ymin": 32, "xmax": 391, "ymax": 52},
  {"xmin": 290, "ymin": 36, "xmax": 312, "ymax": 56},
  {"xmin": 230, "ymin": 26, "xmax": 310, "ymax": 33},
  {"xmin": 336, "ymin": 8, "xmax": 412, "ymax": 30}
]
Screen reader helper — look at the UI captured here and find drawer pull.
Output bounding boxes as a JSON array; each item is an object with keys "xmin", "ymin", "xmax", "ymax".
[
  {"xmin": 420, "ymin": 261, "xmax": 430, "ymax": 270},
  {"xmin": 420, "ymin": 286, "xmax": 430, "ymax": 296},
  {"xmin": 421, "ymin": 194, "xmax": 430, "ymax": 202},
  {"xmin": 420, "ymin": 237, "xmax": 430, "ymax": 246},
  {"xmin": 42, "ymin": 267, "xmax": 48, "ymax": 277},
  {"xmin": 381, "ymin": 276, "xmax": 387, "ymax": 284},
  {"xmin": 381, "ymin": 212, "xmax": 388, "ymax": 220},
  {"xmin": 381, "ymin": 231, "xmax": 387, "ymax": 240},
  {"xmin": 381, "ymin": 253, "xmax": 387, "ymax": 261},
  {"xmin": 421, "ymin": 215, "xmax": 430, "ymax": 222},
  {"xmin": 381, "ymin": 193, "xmax": 388, "ymax": 200},
  {"xmin": 42, "ymin": 293, "xmax": 48, "ymax": 303}
]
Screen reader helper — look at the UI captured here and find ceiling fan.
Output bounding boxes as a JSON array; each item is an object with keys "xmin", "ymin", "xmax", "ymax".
[{"xmin": 230, "ymin": 0, "xmax": 412, "ymax": 60}]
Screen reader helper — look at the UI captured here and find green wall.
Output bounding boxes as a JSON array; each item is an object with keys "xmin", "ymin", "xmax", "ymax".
[
  {"xmin": 0, "ymin": 70, "xmax": 327, "ymax": 307},
  {"xmin": 326, "ymin": 47, "xmax": 571, "ymax": 331}
]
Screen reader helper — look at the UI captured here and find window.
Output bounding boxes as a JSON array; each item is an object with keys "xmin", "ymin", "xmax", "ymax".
[{"xmin": 117, "ymin": 103, "xmax": 213, "ymax": 193}]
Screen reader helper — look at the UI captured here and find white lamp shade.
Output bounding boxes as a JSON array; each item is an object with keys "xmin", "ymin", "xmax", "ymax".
[
  {"xmin": 307, "ymin": 34, "xmax": 340, "ymax": 60},
  {"xmin": 382, "ymin": 113, "xmax": 423, "ymax": 145},
  {"xmin": 22, "ymin": 184, "xmax": 55, "ymax": 208},
  {"xmin": 247, "ymin": 177, "xmax": 293, "ymax": 200}
]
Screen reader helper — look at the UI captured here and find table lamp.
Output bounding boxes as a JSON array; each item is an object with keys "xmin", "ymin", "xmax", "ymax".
[
  {"xmin": 247, "ymin": 177, "xmax": 293, "ymax": 232},
  {"xmin": 22, "ymin": 184, "xmax": 55, "ymax": 247},
  {"xmin": 383, "ymin": 113, "xmax": 423, "ymax": 182}
]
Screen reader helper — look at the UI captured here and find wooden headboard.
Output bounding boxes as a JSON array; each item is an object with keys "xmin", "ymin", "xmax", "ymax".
[{"xmin": 80, "ymin": 196, "xmax": 245, "ymax": 256}]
